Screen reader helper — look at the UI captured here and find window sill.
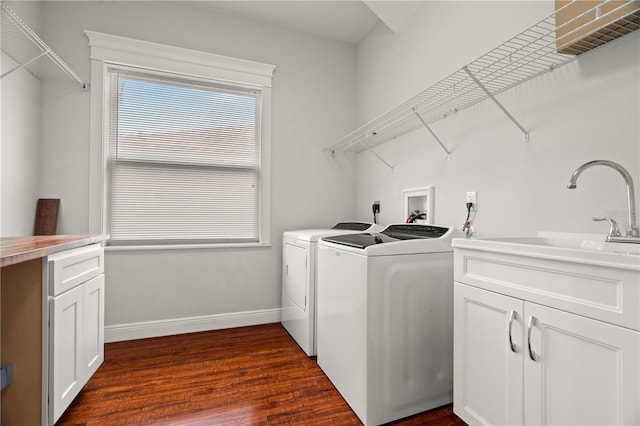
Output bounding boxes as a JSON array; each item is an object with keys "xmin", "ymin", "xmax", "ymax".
[{"xmin": 105, "ymin": 242, "xmax": 272, "ymax": 252}]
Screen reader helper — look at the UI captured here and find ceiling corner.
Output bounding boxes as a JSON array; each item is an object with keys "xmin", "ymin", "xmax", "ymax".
[{"xmin": 362, "ymin": 0, "xmax": 426, "ymax": 34}]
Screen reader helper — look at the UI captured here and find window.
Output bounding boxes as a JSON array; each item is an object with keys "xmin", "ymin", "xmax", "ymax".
[
  {"xmin": 108, "ymin": 70, "xmax": 261, "ymax": 244},
  {"xmin": 87, "ymin": 31, "xmax": 275, "ymax": 246}
]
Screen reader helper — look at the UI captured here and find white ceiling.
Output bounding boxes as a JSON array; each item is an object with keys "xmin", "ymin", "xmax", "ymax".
[{"xmin": 186, "ymin": 1, "xmax": 425, "ymax": 44}]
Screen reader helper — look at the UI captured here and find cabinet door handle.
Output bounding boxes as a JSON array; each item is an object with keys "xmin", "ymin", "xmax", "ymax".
[
  {"xmin": 508, "ymin": 310, "xmax": 518, "ymax": 353},
  {"xmin": 527, "ymin": 315, "xmax": 539, "ymax": 361}
]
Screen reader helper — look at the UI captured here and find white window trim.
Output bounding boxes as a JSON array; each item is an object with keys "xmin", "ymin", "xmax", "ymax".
[{"xmin": 86, "ymin": 30, "xmax": 275, "ymax": 248}]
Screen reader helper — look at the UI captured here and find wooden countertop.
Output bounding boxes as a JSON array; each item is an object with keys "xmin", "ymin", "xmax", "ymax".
[{"xmin": 0, "ymin": 235, "xmax": 106, "ymax": 268}]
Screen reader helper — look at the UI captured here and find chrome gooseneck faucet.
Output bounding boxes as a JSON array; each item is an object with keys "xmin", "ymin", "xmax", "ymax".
[{"xmin": 567, "ymin": 160, "xmax": 640, "ymax": 243}]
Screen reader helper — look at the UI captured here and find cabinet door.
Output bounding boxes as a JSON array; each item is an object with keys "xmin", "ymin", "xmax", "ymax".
[
  {"xmin": 454, "ymin": 283, "xmax": 524, "ymax": 426},
  {"xmin": 84, "ymin": 274, "xmax": 105, "ymax": 379},
  {"xmin": 524, "ymin": 302, "xmax": 640, "ymax": 425},
  {"xmin": 50, "ymin": 284, "xmax": 85, "ymax": 425}
]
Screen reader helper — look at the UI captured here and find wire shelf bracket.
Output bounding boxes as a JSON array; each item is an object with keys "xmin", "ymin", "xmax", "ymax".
[
  {"xmin": 0, "ymin": 1, "xmax": 87, "ymax": 89},
  {"xmin": 413, "ymin": 108, "xmax": 452, "ymax": 160},
  {"xmin": 360, "ymin": 140, "xmax": 394, "ymax": 170},
  {"xmin": 462, "ymin": 66, "xmax": 530, "ymax": 143},
  {"xmin": 1, "ymin": 50, "xmax": 47, "ymax": 79}
]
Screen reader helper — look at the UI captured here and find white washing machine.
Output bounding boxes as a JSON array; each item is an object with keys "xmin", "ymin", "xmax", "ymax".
[
  {"xmin": 317, "ymin": 224, "xmax": 462, "ymax": 425},
  {"xmin": 281, "ymin": 221, "xmax": 382, "ymax": 356}
]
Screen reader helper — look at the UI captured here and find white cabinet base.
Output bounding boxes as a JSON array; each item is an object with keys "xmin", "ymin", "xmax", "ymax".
[
  {"xmin": 47, "ymin": 244, "xmax": 105, "ymax": 425},
  {"xmin": 50, "ymin": 283, "xmax": 84, "ymax": 424},
  {"xmin": 525, "ymin": 302, "xmax": 640, "ymax": 426},
  {"xmin": 83, "ymin": 274, "xmax": 105, "ymax": 379},
  {"xmin": 454, "ymin": 283, "xmax": 523, "ymax": 426},
  {"xmin": 454, "ymin": 282, "xmax": 640, "ymax": 426}
]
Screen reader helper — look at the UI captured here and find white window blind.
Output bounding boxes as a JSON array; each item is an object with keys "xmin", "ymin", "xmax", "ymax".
[{"xmin": 107, "ymin": 70, "xmax": 262, "ymax": 244}]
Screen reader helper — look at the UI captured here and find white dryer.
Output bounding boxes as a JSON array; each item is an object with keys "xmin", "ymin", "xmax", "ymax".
[
  {"xmin": 281, "ymin": 222, "xmax": 382, "ymax": 356},
  {"xmin": 317, "ymin": 224, "xmax": 462, "ymax": 425}
]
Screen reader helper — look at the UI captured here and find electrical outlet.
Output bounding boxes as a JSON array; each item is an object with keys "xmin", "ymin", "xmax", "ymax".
[
  {"xmin": 466, "ymin": 191, "xmax": 477, "ymax": 208},
  {"xmin": 373, "ymin": 201, "xmax": 381, "ymax": 213}
]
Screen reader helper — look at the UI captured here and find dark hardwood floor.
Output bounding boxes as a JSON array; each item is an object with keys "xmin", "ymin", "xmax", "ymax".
[{"xmin": 58, "ymin": 323, "xmax": 466, "ymax": 425}]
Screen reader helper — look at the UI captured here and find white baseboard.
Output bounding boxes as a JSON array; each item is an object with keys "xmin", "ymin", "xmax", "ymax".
[{"xmin": 105, "ymin": 308, "xmax": 281, "ymax": 343}]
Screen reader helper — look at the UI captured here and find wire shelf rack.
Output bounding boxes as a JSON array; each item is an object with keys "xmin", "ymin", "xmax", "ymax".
[
  {"xmin": 1, "ymin": 1, "xmax": 86, "ymax": 88},
  {"xmin": 327, "ymin": 0, "xmax": 640, "ymax": 160}
]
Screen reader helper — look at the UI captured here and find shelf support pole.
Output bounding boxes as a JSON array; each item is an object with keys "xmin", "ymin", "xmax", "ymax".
[
  {"xmin": 0, "ymin": 51, "xmax": 49, "ymax": 79},
  {"xmin": 359, "ymin": 140, "xmax": 394, "ymax": 170},
  {"xmin": 413, "ymin": 110, "xmax": 452, "ymax": 160},
  {"xmin": 463, "ymin": 66, "xmax": 530, "ymax": 142}
]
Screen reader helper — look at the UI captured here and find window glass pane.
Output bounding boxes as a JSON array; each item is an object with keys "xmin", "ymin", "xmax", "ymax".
[
  {"xmin": 116, "ymin": 75, "xmax": 260, "ymax": 168},
  {"xmin": 107, "ymin": 69, "xmax": 262, "ymax": 244},
  {"xmin": 109, "ymin": 162, "xmax": 259, "ymax": 242}
]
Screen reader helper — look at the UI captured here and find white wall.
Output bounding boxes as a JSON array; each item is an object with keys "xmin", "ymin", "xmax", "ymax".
[
  {"xmin": 10, "ymin": 0, "xmax": 637, "ymax": 339},
  {"xmin": 38, "ymin": 1, "xmax": 357, "ymax": 336},
  {"xmin": 354, "ymin": 1, "xmax": 640, "ymax": 238},
  {"xmin": 0, "ymin": 2, "xmax": 42, "ymax": 237}
]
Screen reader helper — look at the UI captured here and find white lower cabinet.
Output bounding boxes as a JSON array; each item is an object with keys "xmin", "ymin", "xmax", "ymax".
[
  {"xmin": 83, "ymin": 274, "xmax": 105, "ymax": 379},
  {"xmin": 524, "ymin": 301, "xmax": 639, "ymax": 426},
  {"xmin": 454, "ymin": 282, "xmax": 640, "ymax": 426},
  {"xmin": 47, "ymin": 244, "xmax": 105, "ymax": 425},
  {"xmin": 454, "ymin": 283, "xmax": 524, "ymax": 426},
  {"xmin": 50, "ymin": 282, "xmax": 85, "ymax": 424}
]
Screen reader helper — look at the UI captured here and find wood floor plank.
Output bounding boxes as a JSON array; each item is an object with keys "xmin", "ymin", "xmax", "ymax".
[{"xmin": 57, "ymin": 323, "xmax": 466, "ymax": 425}]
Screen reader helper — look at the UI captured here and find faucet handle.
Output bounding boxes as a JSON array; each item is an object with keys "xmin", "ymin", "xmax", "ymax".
[{"xmin": 593, "ymin": 217, "xmax": 622, "ymax": 237}]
